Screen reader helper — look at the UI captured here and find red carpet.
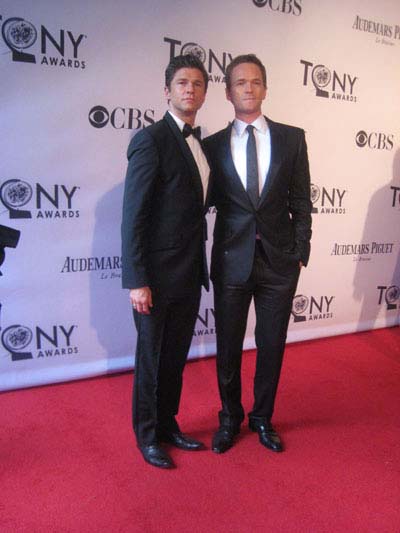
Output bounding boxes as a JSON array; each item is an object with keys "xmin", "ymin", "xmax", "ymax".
[{"xmin": 1, "ymin": 327, "xmax": 399, "ymax": 532}]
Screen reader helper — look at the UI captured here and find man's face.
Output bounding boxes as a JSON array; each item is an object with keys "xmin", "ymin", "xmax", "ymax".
[
  {"xmin": 226, "ymin": 62, "xmax": 267, "ymax": 118},
  {"xmin": 165, "ymin": 67, "xmax": 207, "ymax": 120}
]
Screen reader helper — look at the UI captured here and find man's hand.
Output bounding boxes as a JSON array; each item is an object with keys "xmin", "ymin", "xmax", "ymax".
[{"xmin": 129, "ymin": 287, "xmax": 153, "ymax": 315}]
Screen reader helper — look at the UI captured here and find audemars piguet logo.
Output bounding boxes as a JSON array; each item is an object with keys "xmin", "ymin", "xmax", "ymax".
[
  {"xmin": 331, "ymin": 242, "xmax": 395, "ymax": 263},
  {"xmin": 61, "ymin": 255, "xmax": 122, "ymax": 280},
  {"xmin": 352, "ymin": 15, "xmax": 400, "ymax": 47}
]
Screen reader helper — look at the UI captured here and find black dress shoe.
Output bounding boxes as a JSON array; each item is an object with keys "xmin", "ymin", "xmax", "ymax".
[
  {"xmin": 212, "ymin": 426, "xmax": 240, "ymax": 454},
  {"xmin": 139, "ymin": 445, "xmax": 175, "ymax": 469},
  {"xmin": 249, "ymin": 421, "xmax": 283, "ymax": 452},
  {"xmin": 159, "ymin": 431, "xmax": 205, "ymax": 451}
]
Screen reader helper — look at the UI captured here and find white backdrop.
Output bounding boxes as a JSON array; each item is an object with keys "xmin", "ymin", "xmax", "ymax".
[{"xmin": 1, "ymin": 0, "xmax": 399, "ymax": 391}]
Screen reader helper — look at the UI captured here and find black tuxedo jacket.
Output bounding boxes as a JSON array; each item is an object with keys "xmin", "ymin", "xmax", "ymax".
[
  {"xmin": 204, "ymin": 117, "xmax": 312, "ymax": 284},
  {"xmin": 121, "ymin": 112, "xmax": 210, "ymax": 296}
]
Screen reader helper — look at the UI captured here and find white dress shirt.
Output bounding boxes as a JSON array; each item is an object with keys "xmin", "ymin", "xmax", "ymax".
[
  {"xmin": 168, "ymin": 111, "xmax": 209, "ymax": 203},
  {"xmin": 230, "ymin": 115, "xmax": 271, "ymax": 194}
]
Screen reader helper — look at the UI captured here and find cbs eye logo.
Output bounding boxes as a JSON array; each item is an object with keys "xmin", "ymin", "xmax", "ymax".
[
  {"xmin": 355, "ymin": 130, "xmax": 368, "ymax": 147},
  {"xmin": 355, "ymin": 130, "xmax": 393, "ymax": 150},
  {"xmin": 252, "ymin": 0, "xmax": 302, "ymax": 14},
  {"xmin": 88, "ymin": 105, "xmax": 155, "ymax": 130},
  {"xmin": 88, "ymin": 106, "xmax": 109, "ymax": 128}
]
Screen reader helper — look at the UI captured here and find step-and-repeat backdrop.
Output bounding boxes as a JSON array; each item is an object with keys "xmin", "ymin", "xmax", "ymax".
[{"xmin": 1, "ymin": 0, "xmax": 399, "ymax": 391}]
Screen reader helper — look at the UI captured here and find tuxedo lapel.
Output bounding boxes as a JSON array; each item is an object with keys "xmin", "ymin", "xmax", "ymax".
[
  {"xmin": 164, "ymin": 112, "xmax": 204, "ymax": 205},
  {"xmin": 200, "ymin": 138, "xmax": 213, "ymax": 209},
  {"xmin": 220, "ymin": 124, "xmax": 254, "ymax": 209},
  {"xmin": 259, "ymin": 117, "xmax": 283, "ymax": 207}
]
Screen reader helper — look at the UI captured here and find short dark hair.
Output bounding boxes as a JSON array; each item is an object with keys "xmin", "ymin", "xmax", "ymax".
[
  {"xmin": 225, "ymin": 54, "xmax": 267, "ymax": 89},
  {"xmin": 165, "ymin": 54, "xmax": 209, "ymax": 91}
]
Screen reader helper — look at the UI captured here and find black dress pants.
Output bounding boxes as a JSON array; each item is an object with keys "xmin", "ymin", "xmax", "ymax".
[
  {"xmin": 132, "ymin": 286, "xmax": 201, "ymax": 446},
  {"xmin": 214, "ymin": 242, "xmax": 300, "ymax": 429}
]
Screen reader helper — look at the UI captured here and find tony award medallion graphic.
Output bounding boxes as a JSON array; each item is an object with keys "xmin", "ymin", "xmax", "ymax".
[
  {"xmin": 311, "ymin": 64, "xmax": 331, "ymax": 98},
  {"xmin": 181, "ymin": 42, "xmax": 206, "ymax": 63},
  {"xmin": 1, "ymin": 16, "xmax": 37, "ymax": 63},
  {"xmin": 291, "ymin": 295, "xmax": 309, "ymax": 322},
  {"xmin": 2, "ymin": 325, "xmax": 33, "ymax": 361},
  {"xmin": 0, "ymin": 179, "xmax": 33, "ymax": 219}
]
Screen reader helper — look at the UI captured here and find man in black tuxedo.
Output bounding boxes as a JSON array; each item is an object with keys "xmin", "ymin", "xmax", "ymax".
[
  {"xmin": 204, "ymin": 54, "xmax": 312, "ymax": 454},
  {"xmin": 121, "ymin": 55, "xmax": 211, "ymax": 469}
]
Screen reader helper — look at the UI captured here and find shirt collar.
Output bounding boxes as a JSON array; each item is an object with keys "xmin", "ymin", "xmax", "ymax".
[
  {"xmin": 233, "ymin": 115, "xmax": 268, "ymax": 137},
  {"xmin": 168, "ymin": 110, "xmax": 197, "ymax": 132}
]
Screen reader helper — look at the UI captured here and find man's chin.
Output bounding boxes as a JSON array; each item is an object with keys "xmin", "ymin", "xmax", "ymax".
[{"xmin": 243, "ymin": 104, "xmax": 261, "ymax": 113}]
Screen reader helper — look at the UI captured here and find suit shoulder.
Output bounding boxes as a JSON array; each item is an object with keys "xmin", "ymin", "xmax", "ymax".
[
  {"xmin": 130, "ymin": 118, "xmax": 167, "ymax": 143},
  {"xmin": 126, "ymin": 119, "xmax": 168, "ymax": 158},
  {"xmin": 204, "ymin": 126, "xmax": 230, "ymax": 149},
  {"xmin": 205, "ymin": 126, "xmax": 229, "ymax": 142},
  {"xmin": 269, "ymin": 119, "xmax": 305, "ymax": 138}
]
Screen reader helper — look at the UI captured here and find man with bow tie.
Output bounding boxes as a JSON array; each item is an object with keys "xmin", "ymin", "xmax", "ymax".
[
  {"xmin": 204, "ymin": 54, "xmax": 312, "ymax": 454},
  {"xmin": 121, "ymin": 54, "xmax": 211, "ymax": 469}
]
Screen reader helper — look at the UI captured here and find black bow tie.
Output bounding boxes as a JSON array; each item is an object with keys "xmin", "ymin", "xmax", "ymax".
[{"xmin": 182, "ymin": 123, "xmax": 201, "ymax": 141}]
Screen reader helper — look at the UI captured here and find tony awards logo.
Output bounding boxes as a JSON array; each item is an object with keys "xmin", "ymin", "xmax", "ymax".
[
  {"xmin": 300, "ymin": 59, "xmax": 358, "ymax": 102},
  {"xmin": 1, "ymin": 322, "xmax": 79, "ymax": 361},
  {"xmin": 291, "ymin": 294, "xmax": 334, "ymax": 322},
  {"xmin": 164, "ymin": 37, "xmax": 233, "ymax": 83},
  {"xmin": 0, "ymin": 178, "xmax": 80, "ymax": 220},
  {"xmin": 377, "ymin": 285, "xmax": 400, "ymax": 310},
  {"xmin": 0, "ymin": 14, "xmax": 87, "ymax": 68},
  {"xmin": 310, "ymin": 183, "xmax": 346, "ymax": 215}
]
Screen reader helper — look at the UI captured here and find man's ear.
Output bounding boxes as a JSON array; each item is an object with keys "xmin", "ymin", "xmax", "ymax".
[
  {"xmin": 164, "ymin": 86, "xmax": 170, "ymax": 104},
  {"xmin": 225, "ymin": 87, "xmax": 231, "ymax": 102}
]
